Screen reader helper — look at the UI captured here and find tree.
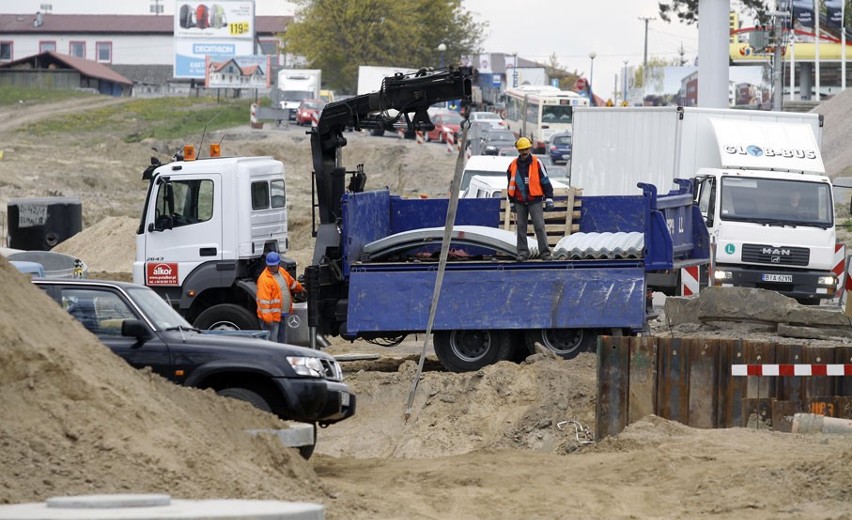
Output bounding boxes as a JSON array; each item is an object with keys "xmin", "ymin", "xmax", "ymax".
[
  {"xmin": 545, "ymin": 53, "xmax": 581, "ymax": 92},
  {"xmin": 658, "ymin": 0, "xmax": 767, "ymax": 25},
  {"xmin": 281, "ymin": 0, "xmax": 486, "ymax": 92}
]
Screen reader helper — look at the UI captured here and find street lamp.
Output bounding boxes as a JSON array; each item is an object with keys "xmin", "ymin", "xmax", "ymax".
[
  {"xmin": 588, "ymin": 51, "xmax": 596, "ymax": 100},
  {"xmin": 437, "ymin": 42, "xmax": 447, "ymax": 68},
  {"xmin": 622, "ymin": 60, "xmax": 629, "ymax": 105}
]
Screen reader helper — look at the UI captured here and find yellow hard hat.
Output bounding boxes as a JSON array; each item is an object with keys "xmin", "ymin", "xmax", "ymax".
[{"xmin": 515, "ymin": 137, "xmax": 532, "ymax": 150}]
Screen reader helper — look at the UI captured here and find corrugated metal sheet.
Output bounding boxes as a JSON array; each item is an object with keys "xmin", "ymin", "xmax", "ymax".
[
  {"xmin": 554, "ymin": 232, "xmax": 644, "ymax": 260},
  {"xmin": 361, "ymin": 225, "xmax": 540, "ymax": 261}
]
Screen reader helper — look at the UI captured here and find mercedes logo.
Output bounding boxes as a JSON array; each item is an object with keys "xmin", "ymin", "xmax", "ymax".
[{"xmin": 287, "ymin": 314, "xmax": 301, "ymax": 328}]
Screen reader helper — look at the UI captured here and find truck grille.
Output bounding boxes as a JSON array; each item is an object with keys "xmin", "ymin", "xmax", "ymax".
[{"xmin": 741, "ymin": 244, "xmax": 809, "ymax": 267}]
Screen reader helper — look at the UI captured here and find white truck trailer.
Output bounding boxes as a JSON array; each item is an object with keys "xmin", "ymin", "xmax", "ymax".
[
  {"xmin": 277, "ymin": 69, "xmax": 321, "ymax": 120},
  {"xmin": 569, "ymin": 106, "xmax": 837, "ymax": 303}
]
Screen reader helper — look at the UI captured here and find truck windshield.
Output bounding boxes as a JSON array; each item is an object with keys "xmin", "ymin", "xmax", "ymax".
[
  {"xmin": 127, "ymin": 286, "xmax": 194, "ymax": 331},
  {"xmin": 719, "ymin": 177, "xmax": 833, "ymax": 228}
]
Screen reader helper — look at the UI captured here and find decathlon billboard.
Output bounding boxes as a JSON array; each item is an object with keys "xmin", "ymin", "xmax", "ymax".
[{"xmin": 174, "ymin": 1, "xmax": 256, "ymax": 79}]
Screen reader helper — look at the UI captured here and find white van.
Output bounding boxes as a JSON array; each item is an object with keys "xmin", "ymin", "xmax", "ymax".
[
  {"xmin": 460, "ymin": 156, "xmax": 515, "ymax": 197},
  {"xmin": 464, "ymin": 173, "xmax": 570, "ymax": 199}
]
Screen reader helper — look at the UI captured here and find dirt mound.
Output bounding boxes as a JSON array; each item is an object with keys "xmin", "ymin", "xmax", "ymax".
[
  {"xmin": 53, "ymin": 216, "xmax": 137, "ymax": 273},
  {"xmin": 319, "ymin": 353, "xmax": 598, "ymax": 459},
  {"xmin": 0, "ymin": 257, "xmax": 325, "ymax": 506}
]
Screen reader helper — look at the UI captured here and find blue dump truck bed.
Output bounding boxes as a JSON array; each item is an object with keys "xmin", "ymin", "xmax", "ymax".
[{"xmin": 331, "ymin": 180, "xmax": 708, "ymax": 372}]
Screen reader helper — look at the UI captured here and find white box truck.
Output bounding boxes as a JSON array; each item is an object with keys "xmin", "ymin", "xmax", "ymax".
[
  {"xmin": 569, "ymin": 106, "xmax": 837, "ymax": 303},
  {"xmin": 277, "ymin": 69, "xmax": 321, "ymax": 120}
]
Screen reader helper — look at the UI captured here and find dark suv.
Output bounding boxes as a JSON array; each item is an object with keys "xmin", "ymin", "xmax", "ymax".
[
  {"xmin": 548, "ymin": 131, "xmax": 573, "ymax": 165},
  {"xmin": 33, "ymin": 278, "xmax": 355, "ymax": 459}
]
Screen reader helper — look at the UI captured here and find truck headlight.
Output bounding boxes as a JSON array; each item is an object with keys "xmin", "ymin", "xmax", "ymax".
[
  {"xmin": 286, "ymin": 356, "xmax": 325, "ymax": 377},
  {"xmin": 817, "ymin": 275, "xmax": 837, "ymax": 286},
  {"xmin": 713, "ymin": 270, "xmax": 732, "ymax": 281}
]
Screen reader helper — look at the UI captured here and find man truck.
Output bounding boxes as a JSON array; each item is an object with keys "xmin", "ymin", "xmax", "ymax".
[{"xmin": 569, "ymin": 106, "xmax": 837, "ymax": 304}]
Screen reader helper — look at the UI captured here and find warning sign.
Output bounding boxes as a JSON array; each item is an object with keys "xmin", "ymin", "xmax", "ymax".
[{"xmin": 146, "ymin": 262, "xmax": 179, "ymax": 286}]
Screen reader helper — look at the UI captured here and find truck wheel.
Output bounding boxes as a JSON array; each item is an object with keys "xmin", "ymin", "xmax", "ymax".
[
  {"xmin": 195, "ymin": 304, "xmax": 257, "ymax": 331},
  {"xmin": 524, "ymin": 328, "xmax": 596, "ymax": 360},
  {"xmin": 433, "ymin": 330, "xmax": 512, "ymax": 372}
]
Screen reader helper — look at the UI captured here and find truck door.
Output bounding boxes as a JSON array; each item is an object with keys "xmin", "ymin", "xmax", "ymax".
[
  {"xmin": 144, "ymin": 174, "xmax": 223, "ymax": 287},
  {"xmin": 694, "ymin": 176, "xmax": 717, "ymax": 229}
]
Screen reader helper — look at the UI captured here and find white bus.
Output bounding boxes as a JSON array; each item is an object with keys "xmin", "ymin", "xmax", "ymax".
[{"xmin": 503, "ymin": 85, "xmax": 589, "ymax": 153}]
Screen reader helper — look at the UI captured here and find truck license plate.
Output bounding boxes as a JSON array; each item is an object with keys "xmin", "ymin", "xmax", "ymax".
[
  {"xmin": 341, "ymin": 393, "xmax": 350, "ymax": 407},
  {"xmin": 762, "ymin": 274, "xmax": 792, "ymax": 283}
]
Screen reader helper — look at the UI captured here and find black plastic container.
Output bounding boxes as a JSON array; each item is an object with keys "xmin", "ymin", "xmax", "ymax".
[{"xmin": 7, "ymin": 197, "xmax": 83, "ymax": 251}]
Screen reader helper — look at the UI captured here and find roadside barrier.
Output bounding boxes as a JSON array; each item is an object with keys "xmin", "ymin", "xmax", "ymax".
[
  {"xmin": 596, "ymin": 336, "xmax": 852, "ymax": 439},
  {"xmin": 445, "ymin": 128, "xmax": 454, "ymax": 153},
  {"xmin": 680, "ymin": 265, "xmax": 700, "ymax": 296},
  {"xmin": 415, "ymin": 131, "xmax": 424, "ymax": 144},
  {"xmin": 398, "ymin": 128, "xmax": 406, "ymax": 140},
  {"xmin": 250, "ymin": 103, "xmax": 263, "ymax": 129}
]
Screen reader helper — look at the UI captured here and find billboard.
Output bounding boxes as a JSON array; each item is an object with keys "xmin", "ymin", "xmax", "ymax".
[{"xmin": 174, "ymin": 0, "xmax": 256, "ymax": 80}]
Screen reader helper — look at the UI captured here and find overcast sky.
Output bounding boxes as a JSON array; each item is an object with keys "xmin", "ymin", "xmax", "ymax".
[{"xmin": 11, "ymin": 0, "xmax": 715, "ymax": 99}]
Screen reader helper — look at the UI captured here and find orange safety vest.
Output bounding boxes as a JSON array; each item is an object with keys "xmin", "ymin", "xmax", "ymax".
[
  {"xmin": 256, "ymin": 268, "xmax": 303, "ymax": 323},
  {"xmin": 507, "ymin": 158, "xmax": 544, "ymax": 202}
]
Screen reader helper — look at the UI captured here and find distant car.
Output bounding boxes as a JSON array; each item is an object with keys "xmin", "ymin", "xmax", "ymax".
[
  {"xmin": 548, "ymin": 131, "xmax": 572, "ymax": 165},
  {"xmin": 468, "ymin": 111, "xmax": 505, "ymax": 129},
  {"xmin": 481, "ymin": 128, "xmax": 517, "ymax": 156},
  {"xmin": 32, "ymin": 278, "xmax": 356, "ymax": 459},
  {"xmin": 295, "ymin": 98, "xmax": 326, "ymax": 126},
  {"xmin": 459, "ymin": 155, "xmax": 515, "ymax": 196},
  {"xmin": 425, "ymin": 111, "xmax": 463, "ymax": 142}
]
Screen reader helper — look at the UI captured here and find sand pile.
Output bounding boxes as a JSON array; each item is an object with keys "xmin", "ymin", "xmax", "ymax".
[
  {"xmin": 0, "ymin": 256, "xmax": 326, "ymax": 505},
  {"xmin": 53, "ymin": 216, "xmax": 138, "ymax": 274}
]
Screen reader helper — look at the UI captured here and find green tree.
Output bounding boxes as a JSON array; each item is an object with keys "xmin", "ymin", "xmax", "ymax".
[
  {"xmin": 545, "ymin": 53, "xmax": 581, "ymax": 91},
  {"xmin": 282, "ymin": 0, "xmax": 486, "ymax": 93},
  {"xmin": 658, "ymin": 0, "xmax": 767, "ymax": 25}
]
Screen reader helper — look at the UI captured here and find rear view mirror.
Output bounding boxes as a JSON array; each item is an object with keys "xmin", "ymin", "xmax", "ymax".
[{"xmin": 122, "ymin": 319, "xmax": 151, "ymax": 340}]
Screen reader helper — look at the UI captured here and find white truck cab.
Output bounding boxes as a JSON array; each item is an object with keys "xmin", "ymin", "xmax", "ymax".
[{"xmin": 132, "ymin": 154, "xmax": 324, "ymax": 343}]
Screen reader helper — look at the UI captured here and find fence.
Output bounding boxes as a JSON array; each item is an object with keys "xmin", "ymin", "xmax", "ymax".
[
  {"xmin": 596, "ymin": 336, "xmax": 852, "ymax": 439},
  {"xmin": 498, "ymin": 187, "xmax": 582, "ymax": 248}
]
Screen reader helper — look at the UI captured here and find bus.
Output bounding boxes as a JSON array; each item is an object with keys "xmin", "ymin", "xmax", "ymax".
[{"xmin": 503, "ymin": 85, "xmax": 589, "ymax": 153}]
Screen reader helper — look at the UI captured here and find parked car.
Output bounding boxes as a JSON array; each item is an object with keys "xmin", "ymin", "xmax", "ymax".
[
  {"xmin": 295, "ymin": 98, "xmax": 326, "ymax": 126},
  {"xmin": 480, "ymin": 128, "xmax": 517, "ymax": 156},
  {"xmin": 548, "ymin": 131, "xmax": 572, "ymax": 165},
  {"xmin": 32, "ymin": 278, "xmax": 356, "ymax": 459},
  {"xmin": 425, "ymin": 111, "xmax": 463, "ymax": 142},
  {"xmin": 468, "ymin": 111, "xmax": 505, "ymax": 129}
]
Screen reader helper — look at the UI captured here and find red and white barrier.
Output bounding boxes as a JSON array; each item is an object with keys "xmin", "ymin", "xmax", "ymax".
[
  {"xmin": 416, "ymin": 131, "xmax": 424, "ymax": 144},
  {"xmin": 398, "ymin": 128, "xmax": 406, "ymax": 140},
  {"xmin": 732, "ymin": 364, "xmax": 852, "ymax": 376},
  {"xmin": 445, "ymin": 128, "xmax": 455, "ymax": 153},
  {"xmin": 833, "ymin": 243, "xmax": 850, "ymax": 305},
  {"xmin": 250, "ymin": 103, "xmax": 263, "ymax": 129},
  {"xmin": 680, "ymin": 265, "xmax": 700, "ymax": 296}
]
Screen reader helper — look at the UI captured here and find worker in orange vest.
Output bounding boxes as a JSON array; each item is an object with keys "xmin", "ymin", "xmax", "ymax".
[
  {"xmin": 507, "ymin": 136, "xmax": 554, "ymax": 261},
  {"xmin": 256, "ymin": 251, "xmax": 305, "ymax": 343}
]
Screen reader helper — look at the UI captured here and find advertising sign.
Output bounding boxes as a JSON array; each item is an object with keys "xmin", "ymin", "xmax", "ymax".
[
  {"xmin": 174, "ymin": 0, "xmax": 256, "ymax": 79},
  {"xmin": 174, "ymin": 39, "xmax": 254, "ymax": 79},
  {"xmin": 175, "ymin": 1, "xmax": 255, "ymax": 39}
]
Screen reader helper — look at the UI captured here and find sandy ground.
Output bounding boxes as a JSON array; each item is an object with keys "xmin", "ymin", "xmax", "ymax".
[{"xmin": 1, "ymin": 95, "xmax": 852, "ymax": 519}]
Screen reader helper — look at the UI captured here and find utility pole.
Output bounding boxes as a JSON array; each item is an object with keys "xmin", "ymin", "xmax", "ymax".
[
  {"xmin": 768, "ymin": 6, "xmax": 789, "ymax": 111},
  {"xmin": 638, "ymin": 16, "xmax": 656, "ymax": 70}
]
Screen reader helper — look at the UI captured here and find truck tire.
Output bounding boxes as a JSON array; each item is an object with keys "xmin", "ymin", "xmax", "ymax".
[
  {"xmin": 195, "ymin": 303, "xmax": 257, "ymax": 331},
  {"xmin": 433, "ymin": 330, "xmax": 513, "ymax": 372},
  {"xmin": 524, "ymin": 328, "xmax": 596, "ymax": 360},
  {"xmin": 217, "ymin": 388, "xmax": 318, "ymax": 460}
]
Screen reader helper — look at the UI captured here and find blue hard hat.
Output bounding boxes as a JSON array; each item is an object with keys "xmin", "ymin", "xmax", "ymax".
[{"xmin": 265, "ymin": 251, "xmax": 281, "ymax": 266}]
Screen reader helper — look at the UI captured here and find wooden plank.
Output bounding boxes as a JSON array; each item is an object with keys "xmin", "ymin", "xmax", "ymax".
[
  {"xmin": 770, "ymin": 399, "xmax": 802, "ymax": 433},
  {"xmin": 628, "ymin": 336, "xmax": 657, "ymax": 423},
  {"xmin": 717, "ymin": 339, "xmax": 746, "ymax": 428},
  {"xmin": 687, "ymin": 338, "xmax": 718, "ymax": 429},
  {"xmin": 657, "ymin": 337, "xmax": 689, "ymax": 424},
  {"xmin": 802, "ymin": 346, "xmax": 834, "ymax": 399},
  {"xmin": 775, "ymin": 343, "xmax": 804, "ymax": 402},
  {"xmin": 596, "ymin": 335, "xmax": 631, "ymax": 440},
  {"xmin": 743, "ymin": 340, "xmax": 776, "ymax": 399}
]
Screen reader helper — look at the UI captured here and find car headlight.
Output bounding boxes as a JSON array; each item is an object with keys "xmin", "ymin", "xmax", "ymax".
[
  {"xmin": 286, "ymin": 356, "xmax": 325, "ymax": 377},
  {"xmin": 713, "ymin": 269, "xmax": 732, "ymax": 281}
]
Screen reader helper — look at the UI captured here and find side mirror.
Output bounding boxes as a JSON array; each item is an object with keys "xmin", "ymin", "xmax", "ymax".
[{"xmin": 122, "ymin": 319, "xmax": 152, "ymax": 340}]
